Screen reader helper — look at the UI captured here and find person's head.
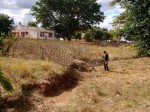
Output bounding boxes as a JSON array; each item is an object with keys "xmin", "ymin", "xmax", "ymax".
[{"xmin": 103, "ymin": 51, "xmax": 106, "ymax": 54}]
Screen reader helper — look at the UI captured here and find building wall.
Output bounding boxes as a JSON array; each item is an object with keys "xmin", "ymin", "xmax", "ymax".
[{"xmin": 12, "ymin": 24, "xmax": 55, "ymax": 39}]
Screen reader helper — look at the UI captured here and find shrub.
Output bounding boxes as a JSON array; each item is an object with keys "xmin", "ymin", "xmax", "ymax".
[
  {"xmin": 0, "ymin": 33, "xmax": 16, "ymax": 56},
  {"xmin": 0, "ymin": 69, "xmax": 13, "ymax": 93},
  {"xmin": 85, "ymin": 28, "xmax": 112, "ymax": 42}
]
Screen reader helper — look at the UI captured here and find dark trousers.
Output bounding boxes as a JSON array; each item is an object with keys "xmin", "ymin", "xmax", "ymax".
[{"xmin": 104, "ymin": 61, "xmax": 109, "ymax": 71}]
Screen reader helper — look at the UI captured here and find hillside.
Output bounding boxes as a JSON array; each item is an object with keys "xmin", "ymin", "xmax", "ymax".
[
  {"xmin": 28, "ymin": 57, "xmax": 150, "ymax": 112},
  {"xmin": 1, "ymin": 39, "xmax": 150, "ymax": 112}
]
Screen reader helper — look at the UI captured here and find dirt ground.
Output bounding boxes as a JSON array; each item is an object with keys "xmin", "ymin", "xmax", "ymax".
[{"xmin": 25, "ymin": 57, "xmax": 150, "ymax": 112}]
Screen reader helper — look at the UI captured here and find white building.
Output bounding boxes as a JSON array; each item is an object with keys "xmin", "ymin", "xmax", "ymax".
[{"xmin": 12, "ymin": 23, "xmax": 55, "ymax": 39}]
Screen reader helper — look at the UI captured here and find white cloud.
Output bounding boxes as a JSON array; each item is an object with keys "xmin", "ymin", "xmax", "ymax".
[
  {"xmin": 97, "ymin": 0, "xmax": 113, "ymax": 5},
  {"xmin": 0, "ymin": 0, "xmax": 38, "ymax": 25},
  {"xmin": 97, "ymin": 0, "xmax": 124, "ymax": 30},
  {"xmin": 100, "ymin": 15, "xmax": 114, "ymax": 30},
  {"xmin": 0, "ymin": 0, "xmax": 123, "ymax": 30},
  {"xmin": 0, "ymin": 9, "xmax": 32, "ymax": 24}
]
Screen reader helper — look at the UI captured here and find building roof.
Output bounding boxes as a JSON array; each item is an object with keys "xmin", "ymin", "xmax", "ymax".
[{"xmin": 13, "ymin": 24, "xmax": 54, "ymax": 32}]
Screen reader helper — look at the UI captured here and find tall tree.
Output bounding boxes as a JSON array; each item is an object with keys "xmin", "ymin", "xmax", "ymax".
[
  {"xmin": 85, "ymin": 27, "xmax": 112, "ymax": 42},
  {"xmin": 31, "ymin": 0, "xmax": 104, "ymax": 40},
  {"xmin": 111, "ymin": 0, "xmax": 150, "ymax": 57},
  {"xmin": 0, "ymin": 13, "xmax": 14, "ymax": 37}
]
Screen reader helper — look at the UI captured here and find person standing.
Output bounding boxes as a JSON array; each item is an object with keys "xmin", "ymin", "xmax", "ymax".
[{"xmin": 102, "ymin": 51, "xmax": 109, "ymax": 71}]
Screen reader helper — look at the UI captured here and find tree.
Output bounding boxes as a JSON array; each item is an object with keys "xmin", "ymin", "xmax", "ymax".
[
  {"xmin": 85, "ymin": 27, "xmax": 112, "ymax": 42},
  {"xmin": 27, "ymin": 21, "xmax": 38, "ymax": 27},
  {"xmin": 111, "ymin": 0, "xmax": 150, "ymax": 57},
  {"xmin": 31, "ymin": 0, "xmax": 104, "ymax": 40},
  {"xmin": 73, "ymin": 31, "xmax": 82, "ymax": 40},
  {"xmin": 0, "ymin": 13, "xmax": 14, "ymax": 37},
  {"xmin": 0, "ymin": 33, "xmax": 16, "ymax": 56},
  {"xmin": 109, "ymin": 29, "xmax": 123, "ymax": 40}
]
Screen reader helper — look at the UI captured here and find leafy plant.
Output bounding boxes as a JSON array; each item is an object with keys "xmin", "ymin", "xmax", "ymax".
[
  {"xmin": 31, "ymin": 0, "xmax": 104, "ymax": 40},
  {"xmin": 85, "ymin": 28, "xmax": 112, "ymax": 42},
  {"xmin": 73, "ymin": 31, "xmax": 82, "ymax": 40},
  {"xmin": 27, "ymin": 21, "xmax": 38, "ymax": 27},
  {"xmin": 111, "ymin": 0, "xmax": 150, "ymax": 57},
  {"xmin": 0, "ymin": 33, "xmax": 16, "ymax": 56},
  {"xmin": 0, "ymin": 69, "xmax": 13, "ymax": 92},
  {"xmin": 0, "ymin": 13, "xmax": 14, "ymax": 37}
]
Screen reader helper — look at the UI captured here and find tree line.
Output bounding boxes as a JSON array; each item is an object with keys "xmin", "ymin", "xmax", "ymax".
[{"xmin": 0, "ymin": 0, "xmax": 149, "ymax": 55}]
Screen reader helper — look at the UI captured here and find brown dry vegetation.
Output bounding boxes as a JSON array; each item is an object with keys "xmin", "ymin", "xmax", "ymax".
[
  {"xmin": 9, "ymin": 39, "xmax": 136, "ymax": 67},
  {"xmin": 0, "ymin": 57, "xmax": 62, "ymax": 97},
  {"xmin": 1, "ymin": 39, "xmax": 149, "ymax": 112},
  {"xmin": 42, "ymin": 58, "xmax": 150, "ymax": 112}
]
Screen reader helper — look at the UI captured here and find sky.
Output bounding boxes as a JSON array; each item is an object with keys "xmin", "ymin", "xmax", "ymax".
[{"xmin": 0, "ymin": 0, "xmax": 124, "ymax": 30}]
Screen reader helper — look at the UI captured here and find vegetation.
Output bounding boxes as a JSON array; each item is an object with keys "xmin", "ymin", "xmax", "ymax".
[
  {"xmin": 109, "ymin": 29, "xmax": 123, "ymax": 40},
  {"xmin": 0, "ymin": 33, "xmax": 16, "ymax": 56},
  {"xmin": 31, "ymin": 0, "xmax": 104, "ymax": 40},
  {"xmin": 0, "ymin": 13, "xmax": 14, "ymax": 37},
  {"xmin": 73, "ymin": 31, "xmax": 82, "ymax": 40},
  {"xmin": 8, "ymin": 39, "xmax": 135, "ymax": 67},
  {"xmin": 111, "ymin": 0, "xmax": 150, "ymax": 57},
  {"xmin": 1, "ymin": 39, "xmax": 149, "ymax": 112},
  {"xmin": 49, "ymin": 57, "xmax": 150, "ymax": 112},
  {"xmin": 0, "ymin": 69, "xmax": 13, "ymax": 92},
  {"xmin": 0, "ymin": 57, "xmax": 62, "ymax": 97},
  {"xmin": 85, "ymin": 27, "xmax": 112, "ymax": 42},
  {"xmin": 27, "ymin": 21, "xmax": 38, "ymax": 27}
]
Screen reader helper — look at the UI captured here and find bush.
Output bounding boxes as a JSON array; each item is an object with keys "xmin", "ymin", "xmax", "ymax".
[
  {"xmin": 84, "ymin": 29, "xmax": 94, "ymax": 42},
  {"xmin": 85, "ymin": 28, "xmax": 112, "ymax": 42},
  {"xmin": 0, "ymin": 33, "xmax": 16, "ymax": 56},
  {"xmin": 0, "ymin": 69, "xmax": 13, "ymax": 98},
  {"xmin": 73, "ymin": 31, "xmax": 82, "ymax": 40}
]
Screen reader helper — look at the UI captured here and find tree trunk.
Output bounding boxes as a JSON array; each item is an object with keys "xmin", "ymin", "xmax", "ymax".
[{"xmin": 66, "ymin": 35, "xmax": 72, "ymax": 41}]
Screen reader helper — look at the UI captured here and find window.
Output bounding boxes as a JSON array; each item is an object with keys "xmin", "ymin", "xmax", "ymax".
[
  {"xmin": 40, "ymin": 32, "xmax": 44, "ymax": 37},
  {"xmin": 49, "ymin": 33, "xmax": 52, "ymax": 37},
  {"xmin": 21, "ymin": 32, "xmax": 28, "ymax": 37}
]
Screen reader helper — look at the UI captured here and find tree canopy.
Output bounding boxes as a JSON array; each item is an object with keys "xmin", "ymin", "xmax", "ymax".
[
  {"xmin": 0, "ymin": 13, "xmax": 14, "ymax": 37},
  {"xmin": 85, "ymin": 27, "xmax": 112, "ymax": 42},
  {"xmin": 111, "ymin": 0, "xmax": 150, "ymax": 57},
  {"xmin": 27, "ymin": 21, "xmax": 38, "ymax": 27},
  {"xmin": 31, "ymin": 0, "xmax": 104, "ymax": 40}
]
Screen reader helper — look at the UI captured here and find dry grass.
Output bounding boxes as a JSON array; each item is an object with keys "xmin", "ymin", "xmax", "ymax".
[
  {"xmin": 46, "ymin": 58, "xmax": 150, "ymax": 112},
  {"xmin": 1, "ymin": 39, "xmax": 144, "ymax": 112},
  {"xmin": 0, "ymin": 57, "xmax": 63, "ymax": 97},
  {"xmin": 9, "ymin": 39, "xmax": 136, "ymax": 67}
]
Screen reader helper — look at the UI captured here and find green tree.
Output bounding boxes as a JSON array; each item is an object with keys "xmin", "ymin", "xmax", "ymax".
[
  {"xmin": 73, "ymin": 31, "xmax": 82, "ymax": 40},
  {"xmin": 31, "ymin": 0, "xmax": 104, "ymax": 40},
  {"xmin": 27, "ymin": 21, "xmax": 38, "ymax": 27},
  {"xmin": 109, "ymin": 29, "xmax": 123, "ymax": 40},
  {"xmin": 111, "ymin": 0, "xmax": 150, "ymax": 57},
  {"xmin": 0, "ymin": 13, "xmax": 14, "ymax": 37},
  {"xmin": 85, "ymin": 27, "xmax": 112, "ymax": 42}
]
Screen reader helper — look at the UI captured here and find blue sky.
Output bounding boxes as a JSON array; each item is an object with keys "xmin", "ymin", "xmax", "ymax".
[{"xmin": 0, "ymin": 0, "xmax": 124, "ymax": 30}]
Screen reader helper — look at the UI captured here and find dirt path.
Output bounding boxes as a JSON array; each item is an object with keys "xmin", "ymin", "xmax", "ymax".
[{"xmin": 29, "ymin": 58, "xmax": 150, "ymax": 112}]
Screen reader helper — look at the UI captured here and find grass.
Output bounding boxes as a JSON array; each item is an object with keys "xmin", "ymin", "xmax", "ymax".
[
  {"xmin": 9, "ymin": 39, "xmax": 136, "ymax": 67},
  {"xmin": 1, "ymin": 39, "xmax": 146, "ymax": 112},
  {"xmin": 46, "ymin": 57, "xmax": 150, "ymax": 112},
  {"xmin": 0, "ymin": 57, "xmax": 63, "ymax": 97}
]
